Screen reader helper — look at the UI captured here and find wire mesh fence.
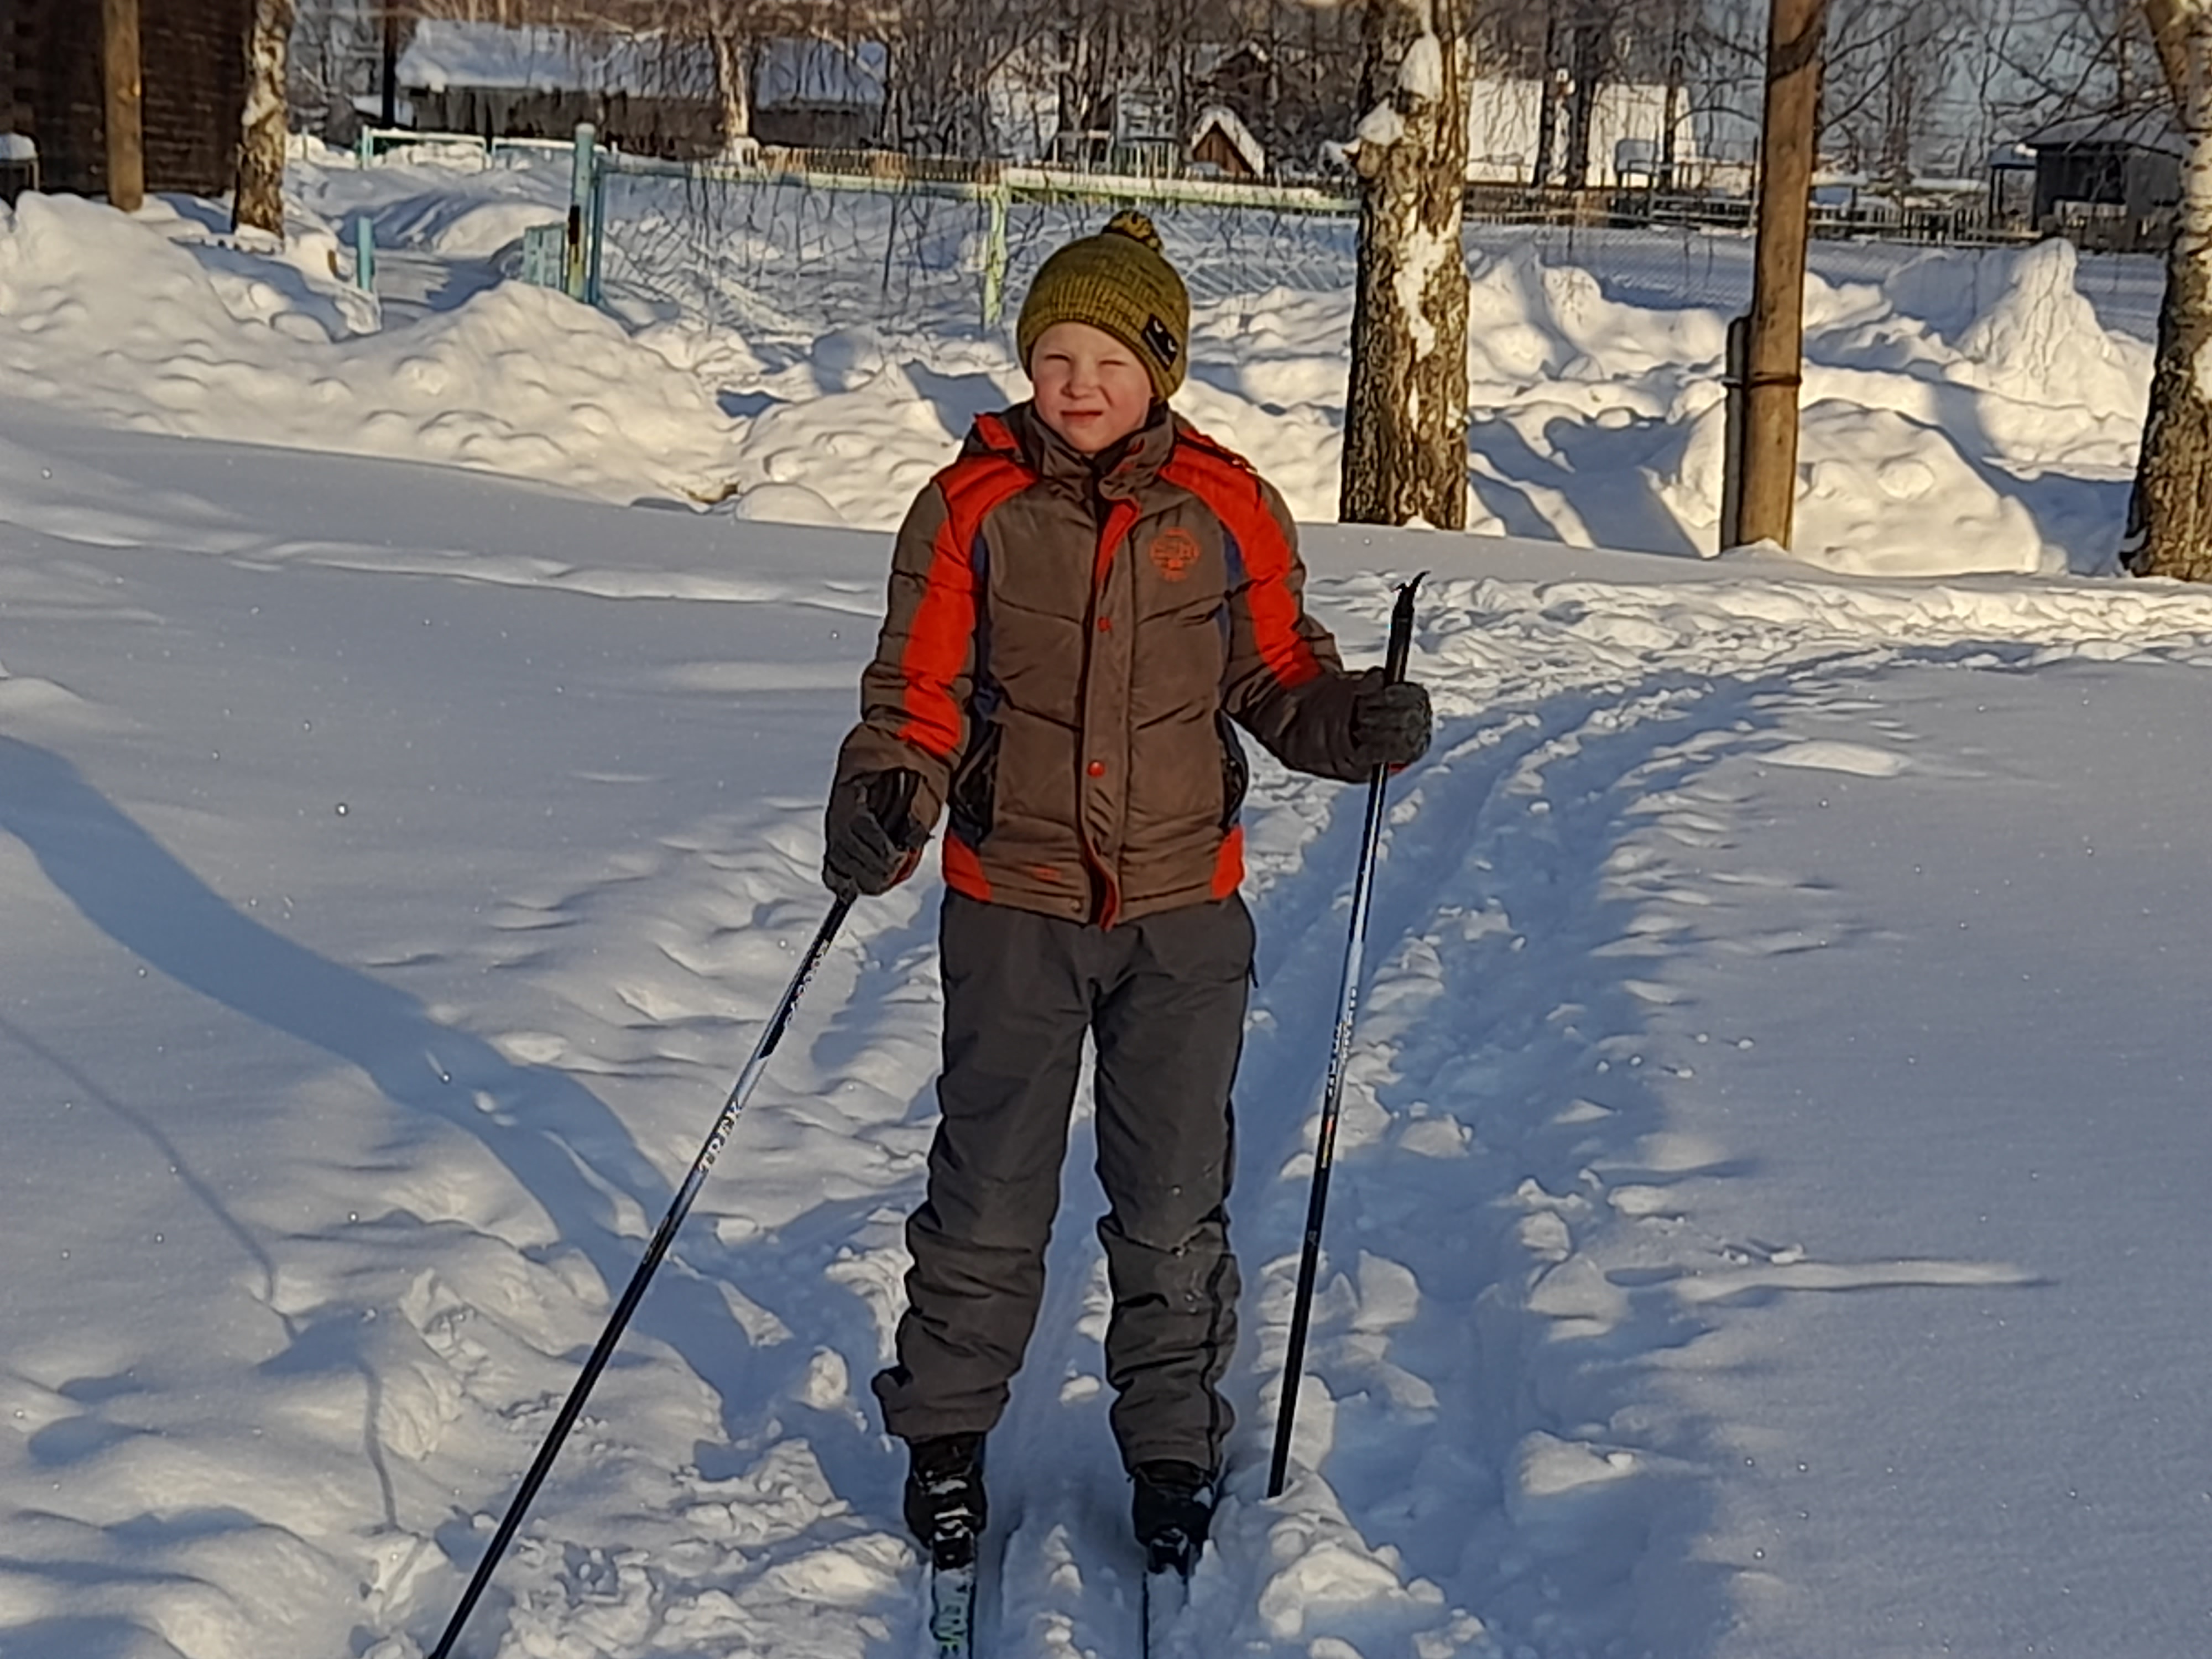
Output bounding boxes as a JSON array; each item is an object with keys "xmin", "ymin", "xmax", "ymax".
[
  {"xmin": 546, "ymin": 139, "xmax": 2163, "ymax": 346},
  {"xmin": 591, "ymin": 153, "xmax": 1366, "ymax": 341}
]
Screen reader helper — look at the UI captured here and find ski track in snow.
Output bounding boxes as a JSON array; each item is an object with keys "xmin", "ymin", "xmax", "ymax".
[{"xmin": 231, "ymin": 556, "xmax": 2209, "ymax": 1659}]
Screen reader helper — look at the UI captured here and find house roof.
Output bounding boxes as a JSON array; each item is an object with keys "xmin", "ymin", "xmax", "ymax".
[
  {"xmin": 1191, "ymin": 105, "xmax": 1265, "ymax": 176},
  {"xmin": 398, "ymin": 23, "xmax": 713, "ymax": 98},
  {"xmin": 2027, "ymin": 108, "xmax": 2183, "ymax": 156}
]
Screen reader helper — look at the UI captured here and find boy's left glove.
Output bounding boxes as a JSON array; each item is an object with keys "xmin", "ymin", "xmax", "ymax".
[
  {"xmin": 823, "ymin": 769, "xmax": 927, "ymax": 899},
  {"xmin": 1346, "ymin": 672, "xmax": 1433, "ymax": 770}
]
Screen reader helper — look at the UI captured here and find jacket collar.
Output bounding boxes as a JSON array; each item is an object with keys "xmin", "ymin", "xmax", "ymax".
[{"xmin": 967, "ymin": 402, "xmax": 1179, "ymax": 500}]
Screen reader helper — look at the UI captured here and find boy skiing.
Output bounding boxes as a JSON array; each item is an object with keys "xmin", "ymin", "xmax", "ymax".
[{"xmin": 822, "ymin": 212, "xmax": 1432, "ymax": 1579}]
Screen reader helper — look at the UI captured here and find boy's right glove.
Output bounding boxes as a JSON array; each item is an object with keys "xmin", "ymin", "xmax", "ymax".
[
  {"xmin": 823, "ymin": 769, "xmax": 927, "ymax": 898},
  {"xmin": 1346, "ymin": 671, "xmax": 1433, "ymax": 770}
]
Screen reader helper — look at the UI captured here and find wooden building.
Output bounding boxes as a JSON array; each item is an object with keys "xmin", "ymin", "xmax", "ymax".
[
  {"xmin": 2027, "ymin": 111, "xmax": 2182, "ymax": 252},
  {"xmin": 752, "ymin": 37, "xmax": 885, "ymax": 150},
  {"xmin": 1, "ymin": 0, "xmax": 253, "ymax": 197},
  {"xmin": 1190, "ymin": 106, "xmax": 1265, "ymax": 180},
  {"xmin": 398, "ymin": 22, "xmax": 724, "ymax": 159}
]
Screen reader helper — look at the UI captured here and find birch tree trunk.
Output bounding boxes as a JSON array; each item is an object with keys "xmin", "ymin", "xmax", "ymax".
[
  {"xmin": 2127, "ymin": 0, "xmax": 2212, "ymax": 579},
  {"xmin": 711, "ymin": 29, "xmax": 754, "ymax": 153},
  {"xmin": 232, "ymin": 0, "xmax": 298, "ymax": 237},
  {"xmin": 1340, "ymin": 0, "xmax": 1470, "ymax": 528}
]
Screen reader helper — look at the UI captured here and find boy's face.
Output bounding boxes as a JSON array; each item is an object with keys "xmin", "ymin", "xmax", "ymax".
[{"xmin": 1028, "ymin": 321, "xmax": 1156, "ymax": 455}]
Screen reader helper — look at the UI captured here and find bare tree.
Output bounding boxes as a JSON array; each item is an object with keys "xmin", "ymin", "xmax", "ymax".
[
  {"xmin": 290, "ymin": 0, "xmax": 387, "ymax": 142},
  {"xmin": 1479, "ymin": 0, "xmax": 1684, "ymax": 189},
  {"xmin": 1987, "ymin": 0, "xmax": 2167, "ymax": 125},
  {"xmin": 1340, "ymin": 0, "xmax": 1470, "ymax": 527},
  {"xmin": 1814, "ymin": 0, "xmax": 1976, "ymax": 180},
  {"xmin": 234, "ymin": 0, "xmax": 300, "ymax": 236},
  {"xmin": 2125, "ymin": 0, "xmax": 2212, "ymax": 577},
  {"xmin": 884, "ymin": 0, "xmax": 1042, "ymax": 153}
]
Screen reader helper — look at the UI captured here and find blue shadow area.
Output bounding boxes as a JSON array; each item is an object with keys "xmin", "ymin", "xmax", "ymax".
[
  {"xmin": 0, "ymin": 735, "xmax": 791, "ymax": 1579},
  {"xmin": 0, "ymin": 735, "xmax": 674, "ymax": 1280}
]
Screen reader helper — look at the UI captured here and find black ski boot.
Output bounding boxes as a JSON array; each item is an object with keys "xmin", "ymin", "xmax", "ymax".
[
  {"xmin": 904, "ymin": 1432, "xmax": 987, "ymax": 1570},
  {"xmin": 1132, "ymin": 1459, "xmax": 1215, "ymax": 1578}
]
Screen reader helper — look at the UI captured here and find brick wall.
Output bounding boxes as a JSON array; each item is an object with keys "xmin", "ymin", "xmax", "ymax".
[{"xmin": 2, "ymin": 0, "xmax": 254, "ymax": 198}]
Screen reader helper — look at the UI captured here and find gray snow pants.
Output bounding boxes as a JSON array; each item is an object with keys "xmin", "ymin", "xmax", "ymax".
[{"xmin": 873, "ymin": 890, "xmax": 1251, "ymax": 1474}]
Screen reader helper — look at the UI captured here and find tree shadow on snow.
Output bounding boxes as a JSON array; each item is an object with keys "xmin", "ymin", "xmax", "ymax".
[
  {"xmin": 0, "ymin": 1614, "xmax": 194, "ymax": 1659},
  {"xmin": 0, "ymin": 735, "xmax": 842, "ymax": 1639},
  {"xmin": 1468, "ymin": 416, "xmax": 1705, "ymax": 558},
  {"xmin": 905, "ymin": 362, "xmax": 1013, "ymax": 444}
]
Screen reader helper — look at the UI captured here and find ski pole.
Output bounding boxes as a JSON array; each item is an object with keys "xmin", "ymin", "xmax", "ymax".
[
  {"xmin": 1268, "ymin": 574, "xmax": 1423, "ymax": 1501},
  {"xmin": 427, "ymin": 773, "xmax": 916, "ymax": 1658}
]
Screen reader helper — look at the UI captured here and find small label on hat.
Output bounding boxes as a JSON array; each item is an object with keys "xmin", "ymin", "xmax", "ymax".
[{"xmin": 1142, "ymin": 316, "xmax": 1180, "ymax": 367}]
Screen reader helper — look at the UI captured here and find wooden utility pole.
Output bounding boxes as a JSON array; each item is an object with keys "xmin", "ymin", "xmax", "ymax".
[
  {"xmin": 1733, "ymin": 0, "xmax": 1828, "ymax": 549},
  {"xmin": 101, "ymin": 0, "xmax": 146, "ymax": 212}
]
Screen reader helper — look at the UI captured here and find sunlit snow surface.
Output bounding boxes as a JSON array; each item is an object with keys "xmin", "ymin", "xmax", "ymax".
[{"xmin": 3, "ymin": 155, "xmax": 2211, "ymax": 1659}]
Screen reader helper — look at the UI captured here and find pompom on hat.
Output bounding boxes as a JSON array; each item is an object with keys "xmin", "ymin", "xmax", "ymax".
[{"xmin": 1015, "ymin": 211, "xmax": 1191, "ymax": 400}]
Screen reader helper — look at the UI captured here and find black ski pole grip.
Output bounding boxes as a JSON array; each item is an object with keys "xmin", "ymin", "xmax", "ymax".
[{"xmin": 1384, "ymin": 572, "xmax": 1425, "ymax": 686}]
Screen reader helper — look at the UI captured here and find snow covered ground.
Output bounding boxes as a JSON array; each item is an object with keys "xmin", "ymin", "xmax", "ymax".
[{"xmin": 4, "ymin": 154, "xmax": 2212, "ymax": 1659}]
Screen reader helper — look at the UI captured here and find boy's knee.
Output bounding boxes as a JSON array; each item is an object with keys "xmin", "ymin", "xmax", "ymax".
[{"xmin": 1100, "ymin": 1194, "xmax": 1229, "ymax": 1261}]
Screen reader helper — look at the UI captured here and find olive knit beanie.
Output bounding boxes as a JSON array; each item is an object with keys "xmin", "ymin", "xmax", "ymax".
[{"xmin": 1016, "ymin": 211, "xmax": 1191, "ymax": 400}]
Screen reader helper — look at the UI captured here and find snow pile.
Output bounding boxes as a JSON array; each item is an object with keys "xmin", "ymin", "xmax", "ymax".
[
  {"xmin": 286, "ymin": 143, "xmax": 571, "ymax": 262},
  {"xmin": 1447, "ymin": 243, "xmax": 2148, "ymax": 576},
  {"xmin": 1655, "ymin": 400, "xmax": 2051, "ymax": 577},
  {"xmin": 0, "ymin": 150, "xmax": 2161, "ymax": 577},
  {"xmin": 0, "ymin": 192, "xmax": 744, "ymax": 503}
]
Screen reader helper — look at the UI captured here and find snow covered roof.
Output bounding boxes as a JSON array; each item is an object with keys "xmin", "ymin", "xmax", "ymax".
[
  {"xmin": 398, "ymin": 22, "xmax": 713, "ymax": 98},
  {"xmin": 1190, "ymin": 105, "xmax": 1265, "ymax": 177},
  {"xmin": 2027, "ymin": 109, "xmax": 2183, "ymax": 156},
  {"xmin": 755, "ymin": 39, "xmax": 888, "ymax": 110}
]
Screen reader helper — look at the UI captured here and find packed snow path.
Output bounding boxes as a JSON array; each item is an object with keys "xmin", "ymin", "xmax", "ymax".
[{"xmin": 5, "ymin": 411, "xmax": 2212, "ymax": 1657}]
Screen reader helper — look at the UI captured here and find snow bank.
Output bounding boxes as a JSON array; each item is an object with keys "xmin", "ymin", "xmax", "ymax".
[
  {"xmin": 0, "ymin": 152, "xmax": 2158, "ymax": 579},
  {"xmin": 0, "ymin": 192, "xmax": 743, "ymax": 504},
  {"xmin": 1450, "ymin": 243, "xmax": 2143, "ymax": 576}
]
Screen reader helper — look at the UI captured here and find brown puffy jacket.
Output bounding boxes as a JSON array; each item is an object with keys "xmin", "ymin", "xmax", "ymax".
[{"xmin": 832, "ymin": 401, "xmax": 1368, "ymax": 927}]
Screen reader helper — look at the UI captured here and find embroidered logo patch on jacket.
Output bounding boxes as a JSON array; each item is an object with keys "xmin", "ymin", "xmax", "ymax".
[{"xmin": 1148, "ymin": 526, "xmax": 1202, "ymax": 581}]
